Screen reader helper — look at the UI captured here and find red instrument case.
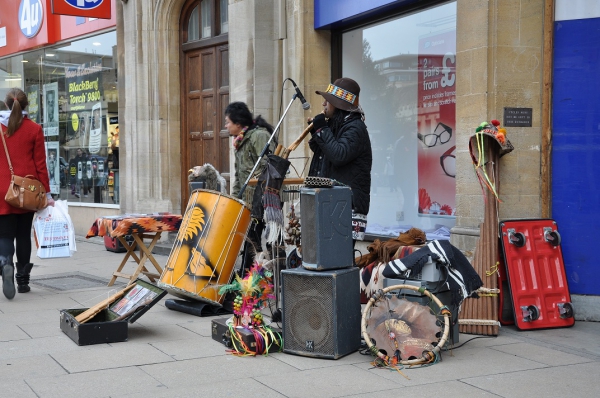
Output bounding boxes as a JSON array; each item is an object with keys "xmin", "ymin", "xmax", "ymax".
[{"xmin": 499, "ymin": 219, "xmax": 575, "ymax": 330}]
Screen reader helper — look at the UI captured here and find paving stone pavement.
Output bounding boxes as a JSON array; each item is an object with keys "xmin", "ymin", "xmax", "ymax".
[{"xmin": 1, "ymin": 236, "xmax": 599, "ymax": 398}]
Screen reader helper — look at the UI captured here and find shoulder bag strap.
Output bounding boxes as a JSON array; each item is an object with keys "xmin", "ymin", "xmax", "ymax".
[{"xmin": 0, "ymin": 127, "xmax": 15, "ymax": 176}]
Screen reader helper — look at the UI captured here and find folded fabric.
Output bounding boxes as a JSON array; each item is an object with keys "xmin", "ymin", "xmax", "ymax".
[{"xmin": 382, "ymin": 240, "xmax": 483, "ymax": 307}]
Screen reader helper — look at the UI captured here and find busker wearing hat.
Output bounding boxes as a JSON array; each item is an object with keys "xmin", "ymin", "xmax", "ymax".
[{"xmin": 308, "ymin": 78, "xmax": 373, "ymax": 245}]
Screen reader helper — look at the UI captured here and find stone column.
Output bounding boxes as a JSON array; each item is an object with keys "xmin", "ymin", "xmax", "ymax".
[
  {"xmin": 453, "ymin": 0, "xmax": 544, "ymax": 251},
  {"xmin": 117, "ymin": 0, "xmax": 185, "ymax": 215}
]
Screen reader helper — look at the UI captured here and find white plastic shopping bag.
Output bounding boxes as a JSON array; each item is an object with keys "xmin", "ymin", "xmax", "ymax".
[{"xmin": 33, "ymin": 200, "xmax": 77, "ymax": 259}]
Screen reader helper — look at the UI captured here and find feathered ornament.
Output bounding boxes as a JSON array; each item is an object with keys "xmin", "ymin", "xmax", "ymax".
[
  {"xmin": 469, "ymin": 120, "xmax": 513, "ymax": 202},
  {"xmin": 218, "ymin": 264, "xmax": 281, "ymax": 356}
]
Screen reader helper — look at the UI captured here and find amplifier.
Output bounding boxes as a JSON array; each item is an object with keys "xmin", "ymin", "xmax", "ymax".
[
  {"xmin": 388, "ymin": 257, "xmax": 444, "ymax": 283},
  {"xmin": 300, "ymin": 187, "xmax": 353, "ymax": 271},
  {"xmin": 383, "ymin": 278, "xmax": 449, "ymax": 296},
  {"xmin": 281, "ymin": 267, "xmax": 360, "ymax": 359}
]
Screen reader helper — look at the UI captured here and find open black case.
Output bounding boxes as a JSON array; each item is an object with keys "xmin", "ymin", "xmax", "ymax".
[{"xmin": 60, "ymin": 279, "xmax": 167, "ymax": 346}]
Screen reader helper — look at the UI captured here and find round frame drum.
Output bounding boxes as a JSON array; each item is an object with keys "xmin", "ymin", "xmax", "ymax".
[{"xmin": 159, "ymin": 189, "xmax": 251, "ymax": 306}]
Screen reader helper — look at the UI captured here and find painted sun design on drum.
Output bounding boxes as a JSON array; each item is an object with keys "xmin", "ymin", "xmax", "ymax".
[
  {"xmin": 182, "ymin": 205, "xmax": 215, "ymax": 279},
  {"xmin": 184, "ymin": 206, "xmax": 206, "ymax": 241}
]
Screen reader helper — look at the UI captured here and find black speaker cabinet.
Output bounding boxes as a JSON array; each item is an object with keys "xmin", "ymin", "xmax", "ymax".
[
  {"xmin": 300, "ymin": 186, "xmax": 353, "ymax": 270},
  {"xmin": 281, "ymin": 266, "xmax": 360, "ymax": 359}
]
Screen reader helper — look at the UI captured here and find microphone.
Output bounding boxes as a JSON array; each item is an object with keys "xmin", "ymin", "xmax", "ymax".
[{"xmin": 290, "ymin": 79, "xmax": 311, "ymax": 110}]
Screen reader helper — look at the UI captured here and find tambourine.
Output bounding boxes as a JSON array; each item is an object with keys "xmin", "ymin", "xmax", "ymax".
[{"xmin": 361, "ymin": 284, "xmax": 451, "ymax": 366}]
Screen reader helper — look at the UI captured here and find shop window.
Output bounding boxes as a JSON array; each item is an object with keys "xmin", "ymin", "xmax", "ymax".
[
  {"xmin": 0, "ymin": 31, "xmax": 120, "ymax": 206},
  {"xmin": 341, "ymin": 2, "xmax": 457, "ymax": 240}
]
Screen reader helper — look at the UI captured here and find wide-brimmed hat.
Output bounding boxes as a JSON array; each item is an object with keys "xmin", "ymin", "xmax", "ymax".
[
  {"xmin": 469, "ymin": 119, "xmax": 514, "ymax": 159},
  {"xmin": 316, "ymin": 77, "xmax": 361, "ymax": 112}
]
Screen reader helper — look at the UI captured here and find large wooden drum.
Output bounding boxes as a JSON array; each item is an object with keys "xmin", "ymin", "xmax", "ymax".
[{"xmin": 158, "ymin": 189, "xmax": 251, "ymax": 306}]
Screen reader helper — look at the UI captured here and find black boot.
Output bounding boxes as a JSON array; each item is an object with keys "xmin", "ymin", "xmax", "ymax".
[
  {"xmin": 1, "ymin": 259, "xmax": 15, "ymax": 300},
  {"xmin": 16, "ymin": 263, "xmax": 33, "ymax": 293}
]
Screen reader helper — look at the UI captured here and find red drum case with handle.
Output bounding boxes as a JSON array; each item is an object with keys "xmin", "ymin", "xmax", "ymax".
[{"xmin": 499, "ymin": 219, "xmax": 575, "ymax": 330}]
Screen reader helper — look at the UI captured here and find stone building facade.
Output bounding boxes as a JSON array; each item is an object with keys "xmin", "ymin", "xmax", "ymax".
[{"xmin": 113, "ymin": 0, "xmax": 598, "ymax": 318}]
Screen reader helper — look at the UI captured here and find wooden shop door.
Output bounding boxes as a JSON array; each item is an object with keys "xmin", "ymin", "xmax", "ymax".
[{"xmin": 180, "ymin": 0, "xmax": 230, "ymax": 210}]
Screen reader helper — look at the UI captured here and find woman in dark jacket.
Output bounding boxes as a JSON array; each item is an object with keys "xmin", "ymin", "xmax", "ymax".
[{"xmin": 308, "ymin": 77, "xmax": 372, "ymax": 241}]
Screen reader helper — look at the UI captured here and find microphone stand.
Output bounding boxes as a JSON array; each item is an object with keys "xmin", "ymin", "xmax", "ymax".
[
  {"xmin": 237, "ymin": 92, "xmax": 299, "ymax": 200},
  {"xmin": 237, "ymin": 92, "xmax": 300, "ymax": 325}
]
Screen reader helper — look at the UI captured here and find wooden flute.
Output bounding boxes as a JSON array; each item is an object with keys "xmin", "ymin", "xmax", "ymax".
[{"xmin": 275, "ymin": 122, "xmax": 314, "ymax": 159}]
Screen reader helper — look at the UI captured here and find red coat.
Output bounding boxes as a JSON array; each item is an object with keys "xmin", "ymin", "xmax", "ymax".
[{"xmin": 0, "ymin": 118, "xmax": 51, "ymax": 215}]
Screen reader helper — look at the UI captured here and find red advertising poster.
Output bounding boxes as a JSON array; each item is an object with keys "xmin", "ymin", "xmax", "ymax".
[
  {"xmin": 417, "ymin": 29, "xmax": 456, "ymax": 217},
  {"xmin": 52, "ymin": 0, "xmax": 111, "ymax": 19}
]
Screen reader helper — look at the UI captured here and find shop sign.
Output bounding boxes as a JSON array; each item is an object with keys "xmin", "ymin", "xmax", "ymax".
[
  {"xmin": 0, "ymin": 0, "xmax": 59, "ymax": 57},
  {"xmin": 19, "ymin": 0, "xmax": 44, "ymax": 39},
  {"xmin": 314, "ymin": 0, "xmax": 419, "ymax": 29},
  {"xmin": 0, "ymin": 27, "xmax": 6, "ymax": 48},
  {"xmin": 51, "ymin": 0, "xmax": 111, "ymax": 19}
]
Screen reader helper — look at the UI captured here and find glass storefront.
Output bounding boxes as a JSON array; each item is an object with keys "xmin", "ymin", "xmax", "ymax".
[
  {"xmin": 0, "ymin": 31, "xmax": 119, "ymax": 206},
  {"xmin": 342, "ymin": 2, "xmax": 456, "ymax": 239}
]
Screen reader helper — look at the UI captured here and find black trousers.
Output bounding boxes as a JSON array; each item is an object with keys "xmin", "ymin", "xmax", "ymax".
[{"xmin": 0, "ymin": 212, "xmax": 35, "ymax": 265}]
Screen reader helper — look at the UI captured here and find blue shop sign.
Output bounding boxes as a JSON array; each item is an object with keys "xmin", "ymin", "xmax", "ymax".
[
  {"xmin": 65, "ymin": 0, "xmax": 105, "ymax": 10},
  {"xmin": 314, "ymin": 0, "xmax": 419, "ymax": 29}
]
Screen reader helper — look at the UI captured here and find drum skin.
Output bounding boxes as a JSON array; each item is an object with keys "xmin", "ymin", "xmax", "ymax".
[{"xmin": 159, "ymin": 189, "xmax": 250, "ymax": 306}]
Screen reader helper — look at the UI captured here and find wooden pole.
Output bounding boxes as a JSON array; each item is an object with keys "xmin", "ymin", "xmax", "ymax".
[{"xmin": 541, "ymin": 0, "xmax": 554, "ymax": 218}]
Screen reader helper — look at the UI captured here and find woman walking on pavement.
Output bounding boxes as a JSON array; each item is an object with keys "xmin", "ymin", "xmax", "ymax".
[{"xmin": 0, "ymin": 89, "xmax": 54, "ymax": 299}]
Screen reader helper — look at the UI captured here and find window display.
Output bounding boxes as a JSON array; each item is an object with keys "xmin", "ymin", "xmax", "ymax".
[
  {"xmin": 342, "ymin": 2, "xmax": 456, "ymax": 240},
  {"xmin": 0, "ymin": 31, "xmax": 119, "ymax": 205}
]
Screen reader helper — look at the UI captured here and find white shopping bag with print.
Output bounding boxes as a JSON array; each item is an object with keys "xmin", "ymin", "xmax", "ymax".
[{"xmin": 34, "ymin": 200, "xmax": 76, "ymax": 258}]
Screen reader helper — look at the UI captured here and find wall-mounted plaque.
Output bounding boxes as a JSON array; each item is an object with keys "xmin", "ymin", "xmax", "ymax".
[{"xmin": 504, "ymin": 107, "xmax": 533, "ymax": 127}]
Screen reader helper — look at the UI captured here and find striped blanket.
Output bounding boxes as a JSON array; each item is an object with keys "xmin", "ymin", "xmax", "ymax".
[{"xmin": 382, "ymin": 240, "xmax": 483, "ymax": 307}]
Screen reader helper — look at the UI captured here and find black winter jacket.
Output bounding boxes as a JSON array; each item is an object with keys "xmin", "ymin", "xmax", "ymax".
[{"xmin": 308, "ymin": 113, "xmax": 372, "ymax": 215}]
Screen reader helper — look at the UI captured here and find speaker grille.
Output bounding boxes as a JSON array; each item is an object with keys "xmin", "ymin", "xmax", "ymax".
[
  {"xmin": 283, "ymin": 273, "xmax": 334, "ymax": 355},
  {"xmin": 302, "ymin": 193, "xmax": 316, "ymax": 263}
]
